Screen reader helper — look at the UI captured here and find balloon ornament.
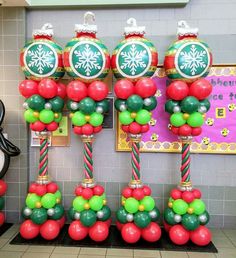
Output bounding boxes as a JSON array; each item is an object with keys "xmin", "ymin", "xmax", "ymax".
[
  {"xmin": 19, "ymin": 24, "xmax": 65, "ymax": 240},
  {"xmin": 163, "ymin": 21, "xmax": 212, "ymax": 246},
  {"xmin": 113, "ymin": 18, "xmax": 161, "ymax": 243},
  {"xmin": 65, "ymin": 12, "xmax": 111, "ymax": 242}
]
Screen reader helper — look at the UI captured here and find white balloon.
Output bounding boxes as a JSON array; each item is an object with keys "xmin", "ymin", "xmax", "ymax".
[
  {"xmin": 45, "ymin": 103, "xmax": 52, "ymax": 110},
  {"xmin": 198, "ymin": 214, "xmax": 207, "ymax": 223},
  {"xmin": 97, "ymin": 211, "xmax": 104, "ymax": 218},
  {"xmin": 24, "ymin": 207, "xmax": 32, "ymax": 216},
  {"xmin": 71, "ymin": 102, "xmax": 78, "ymax": 110},
  {"xmin": 173, "ymin": 106, "xmax": 181, "ymax": 113},
  {"xmin": 149, "ymin": 210, "xmax": 157, "ymax": 219},
  {"xmin": 120, "ymin": 104, "xmax": 127, "ymax": 112},
  {"xmin": 23, "ymin": 102, "xmax": 29, "ymax": 109},
  {"xmin": 174, "ymin": 214, "xmax": 182, "ymax": 223},
  {"xmin": 126, "ymin": 213, "xmax": 134, "ymax": 222},
  {"xmin": 47, "ymin": 208, "xmax": 55, "ymax": 216},
  {"xmin": 74, "ymin": 212, "xmax": 81, "ymax": 220},
  {"xmin": 96, "ymin": 106, "xmax": 103, "ymax": 114},
  {"xmin": 144, "ymin": 98, "xmax": 152, "ymax": 106}
]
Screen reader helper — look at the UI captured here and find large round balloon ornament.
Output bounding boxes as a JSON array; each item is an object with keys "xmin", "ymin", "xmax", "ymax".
[
  {"xmin": 163, "ymin": 21, "xmax": 213, "ymax": 246},
  {"xmin": 113, "ymin": 18, "xmax": 161, "ymax": 244},
  {"xmin": 19, "ymin": 24, "xmax": 66, "ymax": 240},
  {"xmin": 65, "ymin": 12, "xmax": 111, "ymax": 242}
]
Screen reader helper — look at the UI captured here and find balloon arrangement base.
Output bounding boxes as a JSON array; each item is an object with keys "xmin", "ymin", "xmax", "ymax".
[
  {"xmin": 20, "ymin": 181, "xmax": 65, "ymax": 240},
  {"xmin": 116, "ymin": 184, "xmax": 161, "ymax": 244},
  {"xmin": 164, "ymin": 187, "xmax": 211, "ymax": 246},
  {"xmin": 68, "ymin": 183, "xmax": 111, "ymax": 242},
  {"xmin": 0, "ymin": 180, "xmax": 7, "ymax": 227}
]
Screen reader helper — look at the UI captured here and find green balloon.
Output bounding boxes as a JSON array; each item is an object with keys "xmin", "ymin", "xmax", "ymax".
[
  {"xmin": 30, "ymin": 208, "xmax": 47, "ymax": 225},
  {"xmin": 170, "ymin": 112, "xmax": 186, "ymax": 127},
  {"xmin": 90, "ymin": 112, "xmax": 104, "ymax": 126},
  {"xmin": 25, "ymin": 193, "xmax": 41, "ymax": 209},
  {"xmin": 164, "ymin": 208, "xmax": 176, "ymax": 225},
  {"xmin": 135, "ymin": 109, "xmax": 151, "ymax": 125},
  {"xmin": 71, "ymin": 111, "xmax": 86, "ymax": 126},
  {"xmin": 140, "ymin": 196, "xmax": 155, "ymax": 211},
  {"xmin": 96, "ymin": 99, "xmax": 110, "ymax": 113},
  {"xmin": 143, "ymin": 97, "xmax": 157, "ymax": 111},
  {"xmin": 199, "ymin": 99, "xmax": 211, "ymax": 112},
  {"xmin": 181, "ymin": 97, "xmax": 199, "ymax": 114},
  {"xmin": 89, "ymin": 196, "xmax": 103, "ymax": 211},
  {"xmin": 116, "ymin": 207, "xmax": 128, "ymax": 223},
  {"xmin": 182, "ymin": 214, "xmax": 200, "ymax": 231},
  {"xmin": 124, "ymin": 197, "xmax": 139, "ymax": 213},
  {"xmin": 165, "ymin": 100, "xmax": 180, "ymax": 114},
  {"xmin": 24, "ymin": 109, "xmax": 38, "ymax": 123},
  {"xmin": 54, "ymin": 112, "xmax": 62, "ymax": 123},
  {"xmin": 73, "ymin": 196, "xmax": 87, "ymax": 212},
  {"xmin": 98, "ymin": 205, "xmax": 111, "ymax": 221},
  {"xmin": 150, "ymin": 206, "xmax": 160, "ymax": 222},
  {"xmin": 28, "ymin": 94, "xmax": 45, "ymax": 111},
  {"xmin": 68, "ymin": 207, "xmax": 76, "ymax": 220},
  {"xmin": 41, "ymin": 193, "xmax": 56, "ymax": 209},
  {"xmin": 101, "ymin": 193, "xmax": 106, "ymax": 200},
  {"xmin": 49, "ymin": 96, "xmax": 64, "ymax": 112},
  {"xmin": 115, "ymin": 99, "xmax": 127, "ymax": 112},
  {"xmin": 79, "ymin": 97, "xmax": 96, "ymax": 114},
  {"xmin": 67, "ymin": 100, "xmax": 79, "ymax": 111},
  {"xmin": 199, "ymin": 210, "xmax": 210, "ymax": 225},
  {"xmin": 172, "ymin": 199, "xmax": 188, "ymax": 215},
  {"xmin": 51, "ymin": 204, "xmax": 64, "ymax": 220},
  {"xmin": 0, "ymin": 197, "xmax": 5, "ymax": 210},
  {"xmin": 127, "ymin": 95, "xmax": 143, "ymax": 112},
  {"xmin": 80, "ymin": 209, "xmax": 97, "ymax": 227},
  {"xmin": 190, "ymin": 199, "xmax": 206, "ymax": 215},
  {"xmin": 54, "ymin": 190, "xmax": 62, "ymax": 200},
  {"xmin": 119, "ymin": 111, "xmax": 133, "ymax": 125},
  {"xmin": 187, "ymin": 112, "xmax": 204, "ymax": 127},
  {"xmin": 39, "ymin": 109, "xmax": 54, "ymax": 124},
  {"xmin": 134, "ymin": 211, "xmax": 151, "ymax": 228}
]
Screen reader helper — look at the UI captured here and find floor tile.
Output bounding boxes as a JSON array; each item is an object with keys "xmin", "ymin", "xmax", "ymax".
[
  {"xmin": 187, "ymin": 252, "xmax": 216, "ymax": 258},
  {"xmin": 0, "ymin": 238, "xmax": 9, "ymax": 248},
  {"xmin": 22, "ymin": 252, "xmax": 50, "ymax": 258},
  {"xmin": 216, "ymin": 248, "xmax": 236, "ymax": 258},
  {"xmin": 79, "ymin": 255, "xmax": 105, "ymax": 258},
  {"xmin": 26, "ymin": 245, "xmax": 55, "ymax": 253},
  {"xmin": 134, "ymin": 249, "xmax": 161, "ymax": 257},
  {"xmin": 1, "ymin": 243, "xmax": 28, "ymax": 252},
  {"xmin": 53, "ymin": 246, "xmax": 80, "ymax": 255},
  {"xmin": 160, "ymin": 251, "xmax": 189, "ymax": 258},
  {"xmin": 106, "ymin": 256, "xmax": 133, "ymax": 258},
  {"xmin": 212, "ymin": 237, "xmax": 235, "ymax": 248},
  {"xmin": 106, "ymin": 248, "xmax": 133, "ymax": 257},
  {"xmin": 80, "ymin": 247, "xmax": 107, "ymax": 255},
  {"xmin": 211, "ymin": 229, "xmax": 226, "ymax": 238},
  {"xmin": 223, "ymin": 229, "xmax": 236, "ymax": 238},
  {"xmin": 0, "ymin": 251, "xmax": 23, "ymax": 258},
  {"xmin": 51, "ymin": 254, "xmax": 78, "ymax": 258}
]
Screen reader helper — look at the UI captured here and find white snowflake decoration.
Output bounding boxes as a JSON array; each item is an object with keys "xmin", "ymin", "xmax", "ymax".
[
  {"xmin": 179, "ymin": 44, "xmax": 207, "ymax": 76},
  {"xmin": 27, "ymin": 44, "xmax": 54, "ymax": 74},
  {"xmin": 120, "ymin": 44, "xmax": 147, "ymax": 75},
  {"xmin": 74, "ymin": 44, "xmax": 101, "ymax": 76}
]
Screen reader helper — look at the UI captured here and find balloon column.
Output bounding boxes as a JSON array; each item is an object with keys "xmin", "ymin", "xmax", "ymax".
[
  {"xmin": 112, "ymin": 18, "xmax": 161, "ymax": 244},
  {"xmin": 19, "ymin": 24, "xmax": 66, "ymax": 240},
  {"xmin": 64, "ymin": 12, "xmax": 111, "ymax": 242},
  {"xmin": 163, "ymin": 21, "xmax": 212, "ymax": 246}
]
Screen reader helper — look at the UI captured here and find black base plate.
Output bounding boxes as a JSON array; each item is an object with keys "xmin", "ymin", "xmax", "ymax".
[
  {"xmin": 0, "ymin": 223, "xmax": 13, "ymax": 236},
  {"xmin": 10, "ymin": 224, "xmax": 218, "ymax": 253}
]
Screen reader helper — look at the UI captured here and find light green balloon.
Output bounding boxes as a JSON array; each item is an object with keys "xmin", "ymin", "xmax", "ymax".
[
  {"xmin": 39, "ymin": 109, "xmax": 54, "ymax": 124},
  {"xmin": 189, "ymin": 199, "xmax": 206, "ymax": 215},
  {"xmin": 90, "ymin": 112, "xmax": 104, "ymax": 127},
  {"xmin": 71, "ymin": 111, "xmax": 86, "ymax": 126},
  {"xmin": 140, "ymin": 196, "xmax": 155, "ymax": 211},
  {"xmin": 73, "ymin": 196, "xmax": 87, "ymax": 212},
  {"xmin": 54, "ymin": 113, "xmax": 63, "ymax": 123},
  {"xmin": 170, "ymin": 112, "xmax": 186, "ymax": 127},
  {"xmin": 135, "ymin": 109, "xmax": 151, "ymax": 125},
  {"xmin": 187, "ymin": 112, "xmax": 204, "ymax": 127},
  {"xmin": 24, "ymin": 109, "xmax": 38, "ymax": 123},
  {"xmin": 89, "ymin": 196, "xmax": 103, "ymax": 211},
  {"xmin": 26, "ymin": 193, "xmax": 41, "ymax": 209},
  {"xmin": 124, "ymin": 197, "xmax": 139, "ymax": 214},
  {"xmin": 119, "ymin": 111, "xmax": 133, "ymax": 125},
  {"xmin": 54, "ymin": 190, "xmax": 62, "ymax": 200},
  {"xmin": 172, "ymin": 199, "xmax": 188, "ymax": 215},
  {"xmin": 41, "ymin": 193, "xmax": 56, "ymax": 209}
]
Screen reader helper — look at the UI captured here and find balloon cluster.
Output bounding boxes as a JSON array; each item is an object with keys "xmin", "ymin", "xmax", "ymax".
[
  {"xmin": 164, "ymin": 188, "xmax": 211, "ymax": 246},
  {"xmin": 68, "ymin": 184, "xmax": 111, "ymax": 241},
  {"xmin": 20, "ymin": 182, "xmax": 65, "ymax": 240},
  {"xmin": 0, "ymin": 180, "xmax": 7, "ymax": 226},
  {"xmin": 116, "ymin": 186, "xmax": 161, "ymax": 243}
]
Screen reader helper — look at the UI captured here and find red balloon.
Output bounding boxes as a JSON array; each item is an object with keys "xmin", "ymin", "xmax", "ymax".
[
  {"xmin": 46, "ymin": 121, "xmax": 59, "ymax": 132},
  {"xmin": 190, "ymin": 226, "xmax": 211, "ymax": 246},
  {"xmin": 57, "ymin": 82, "xmax": 67, "ymax": 99},
  {"xmin": 135, "ymin": 78, "xmax": 157, "ymax": 98},
  {"xmin": 29, "ymin": 183, "xmax": 37, "ymax": 193},
  {"xmin": 20, "ymin": 220, "xmax": 40, "ymax": 239},
  {"xmin": 82, "ymin": 188, "xmax": 93, "ymax": 200},
  {"xmin": 82, "ymin": 124, "xmax": 94, "ymax": 135},
  {"xmin": 93, "ymin": 126, "xmax": 102, "ymax": 134},
  {"xmin": 104, "ymin": 218, "xmax": 112, "ymax": 228},
  {"xmin": 67, "ymin": 81, "xmax": 87, "ymax": 102},
  {"xmin": 40, "ymin": 220, "xmax": 60, "ymax": 240},
  {"xmin": 141, "ymin": 222, "xmax": 161, "ymax": 242},
  {"xmin": 114, "ymin": 79, "xmax": 134, "ymax": 99},
  {"xmin": 38, "ymin": 79, "xmax": 58, "ymax": 99},
  {"xmin": 192, "ymin": 127, "xmax": 202, "ymax": 136},
  {"xmin": 19, "ymin": 80, "xmax": 38, "ymax": 98},
  {"xmin": 129, "ymin": 122, "xmax": 141, "ymax": 134},
  {"xmin": 171, "ymin": 126, "xmax": 179, "ymax": 135},
  {"xmin": 75, "ymin": 186, "xmax": 83, "ymax": 196},
  {"xmin": 169, "ymin": 225, "xmax": 190, "ymax": 245},
  {"xmin": 182, "ymin": 191, "xmax": 195, "ymax": 203},
  {"xmin": 68, "ymin": 221, "xmax": 88, "ymax": 241},
  {"xmin": 88, "ymin": 81, "xmax": 109, "ymax": 101},
  {"xmin": 192, "ymin": 189, "xmax": 202, "ymax": 199},
  {"xmin": 35, "ymin": 184, "xmax": 47, "ymax": 196},
  {"xmin": 89, "ymin": 221, "xmax": 109, "ymax": 242},
  {"xmin": 0, "ymin": 212, "xmax": 5, "ymax": 226},
  {"xmin": 122, "ymin": 187, "xmax": 133, "ymax": 198},
  {"xmin": 132, "ymin": 188, "xmax": 144, "ymax": 200},
  {"xmin": 166, "ymin": 81, "xmax": 189, "ymax": 101},
  {"xmin": 163, "ymin": 221, "xmax": 172, "ymax": 232},
  {"xmin": 178, "ymin": 124, "xmax": 192, "ymax": 136},
  {"xmin": 46, "ymin": 182, "xmax": 58, "ymax": 193},
  {"xmin": 30, "ymin": 121, "xmax": 46, "ymax": 132},
  {"xmin": 0, "ymin": 180, "xmax": 7, "ymax": 196},
  {"xmin": 73, "ymin": 126, "xmax": 82, "ymax": 135},
  {"xmin": 143, "ymin": 186, "xmax": 151, "ymax": 196},
  {"xmin": 121, "ymin": 223, "xmax": 141, "ymax": 244},
  {"xmin": 56, "ymin": 215, "xmax": 65, "ymax": 229},
  {"xmin": 189, "ymin": 79, "xmax": 213, "ymax": 100},
  {"xmin": 121, "ymin": 125, "xmax": 130, "ymax": 133},
  {"xmin": 93, "ymin": 185, "xmax": 104, "ymax": 196},
  {"xmin": 141, "ymin": 124, "xmax": 150, "ymax": 133},
  {"xmin": 170, "ymin": 189, "xmax": 182, "ymax": 200},
  {"xmin": 116, "ymin": 221, "xmax": 124, "ymax": 231}
]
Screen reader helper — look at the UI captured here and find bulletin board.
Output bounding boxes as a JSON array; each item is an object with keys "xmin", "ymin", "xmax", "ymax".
[{"xmin": 116, "ymin": 65, "xmax": 236, "ymax": 154}]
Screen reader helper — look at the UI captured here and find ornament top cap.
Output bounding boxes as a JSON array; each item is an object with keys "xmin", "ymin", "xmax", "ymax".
[
  {"xmin": 75, "ymin": 11, "xmax": 97, "ymax": 34},
  {"xmin": 177, "ymin": 20, "xmax": 198, "ymax": 37},
  {"xmin": 33, "ymin": 23, "xmax": 54, "ymax": 37},
  {"xmin": 124, "ymin": 18, "xmax": 145, "ymax": 36}
]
